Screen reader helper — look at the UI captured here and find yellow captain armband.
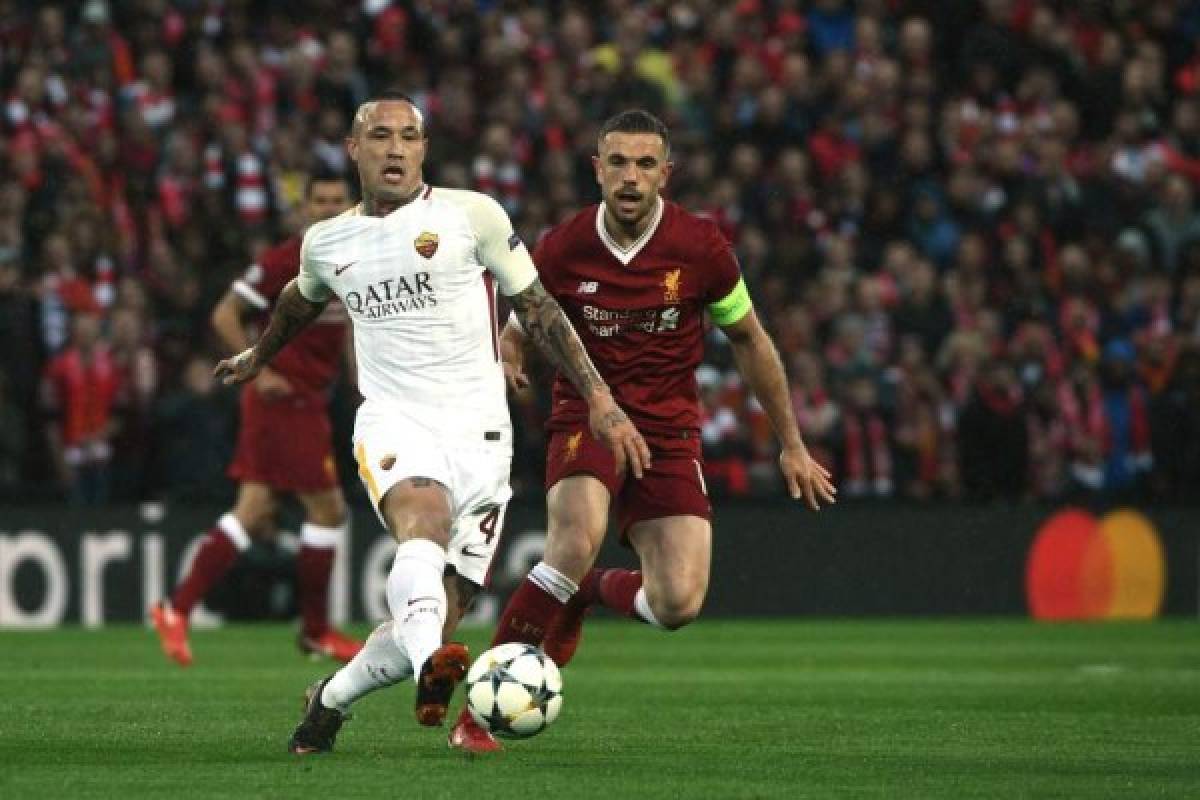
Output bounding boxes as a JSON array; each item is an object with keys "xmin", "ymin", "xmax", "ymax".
[{"xmin": 706, "ymin": 277, "xmax": 752, "ymax": 326}]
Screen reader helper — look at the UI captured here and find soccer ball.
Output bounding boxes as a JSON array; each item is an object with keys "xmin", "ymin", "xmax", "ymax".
[{"xmin": 465, "ymin": 643, "xmax": 563, "ymax": 739}]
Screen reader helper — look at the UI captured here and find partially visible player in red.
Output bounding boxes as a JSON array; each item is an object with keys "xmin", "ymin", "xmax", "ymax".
[
  {"xmin": 152, "ymin": 175, "xmax": 363, "ymax": 667},
  {"xmin": 450, "ymin": 110, "xmax": 836, "ymax": 752}
]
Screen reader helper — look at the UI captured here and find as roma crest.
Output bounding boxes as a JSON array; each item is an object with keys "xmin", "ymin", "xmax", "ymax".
[{"xmin": 414, "ymin": 232, "xmax": 439, "ymax": 259}]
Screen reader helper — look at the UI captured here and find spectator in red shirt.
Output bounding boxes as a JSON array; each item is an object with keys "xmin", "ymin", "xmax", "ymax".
[{"xmin": 41, "ymin": 311, "xmax": 120, "ymax": 504}]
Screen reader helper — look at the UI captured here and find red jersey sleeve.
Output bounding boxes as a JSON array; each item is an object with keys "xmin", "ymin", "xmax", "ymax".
[
  {"xmin": 530, "ymin": 227, "xmax": 560, "ymax": 291},
  {"xmin": 232, "ymin": 240, "xmax": 299, "ymax": 310}
]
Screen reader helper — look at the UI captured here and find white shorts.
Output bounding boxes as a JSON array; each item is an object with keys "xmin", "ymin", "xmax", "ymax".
[{"xmin": 353, "ymin": 403, "xmax": 513, "ymax": 587}]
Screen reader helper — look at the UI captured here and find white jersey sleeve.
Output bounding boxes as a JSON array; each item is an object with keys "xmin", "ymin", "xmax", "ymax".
[
  {"xmin": 296, "ymin": 222, "xmax": 334, "ymax": 303},
  {"xmin": 457, "ymin": 192, "xmax": 538, "ymax": 297}
]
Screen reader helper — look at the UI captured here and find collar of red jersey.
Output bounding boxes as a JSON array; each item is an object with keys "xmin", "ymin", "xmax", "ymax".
[{"xmin": 595, "ymin": 195, "xmax": 664, "ymax": 266}]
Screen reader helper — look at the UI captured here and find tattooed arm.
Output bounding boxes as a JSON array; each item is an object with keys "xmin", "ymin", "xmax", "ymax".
[
  {"xmin": 214, "ymin": 279, "xmax": 327, "ymax": 385},
  {"xmin": 508, "ymin": 278, "xmax": 652, "ymax": 478},
  {"xmin": 508, "ymin": 278, "xmax": 606, "ymax": 399}
]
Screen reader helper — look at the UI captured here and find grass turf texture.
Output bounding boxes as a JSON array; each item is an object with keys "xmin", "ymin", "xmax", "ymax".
[{"xmin": 1, "ymin": 620, "xmax": 1198, "ymax": 799}]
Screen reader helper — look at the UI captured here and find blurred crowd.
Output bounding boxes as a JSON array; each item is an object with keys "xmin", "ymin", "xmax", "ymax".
[{"xmin": 2, "ymin": 0, "xmax": 1200, "ymax": 506}]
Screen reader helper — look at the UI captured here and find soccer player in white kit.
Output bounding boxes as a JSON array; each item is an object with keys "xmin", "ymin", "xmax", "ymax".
[{"xmin": 213, "ymin": 90, "xmax": 650, "ymax": 754}]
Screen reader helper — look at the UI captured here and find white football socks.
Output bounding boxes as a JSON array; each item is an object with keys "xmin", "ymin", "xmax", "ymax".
[
  {"xmin": 320, "ymin": 538, "xmax": 449, "ymax": 713},
  {"xmin": 633, "ymin": 587, "xmax": 665, "ymax": 629},
  {"xmin": 217, "ymin": 513, "xmax": 251, "ymax": 552},
  {"xmin": 321, "ymin": 621, "xmax": 411, "ymax": 712},
  {"xmin": 527, "ymin": 561, "xmax": 578, "ymax": 604},
  {"xmin": 300, "ymin": 520, "xmax": 343, "ymax": 549},
  {"xmin": 386, "ymin": 538, "xmax": 448, "ymax": 677}
]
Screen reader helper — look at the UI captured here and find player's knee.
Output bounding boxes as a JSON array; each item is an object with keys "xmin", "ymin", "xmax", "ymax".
[
  {"xmin": 655, "ymin": 598, "xmax": 702, "ymax": 631},
  {"xmin": 652, "ymin": 581, "xmax": 705, "ymax": 630},
  {"xmin": 308, "ymin": 508, "xmax": 344, "ymax": 528},
  {"xmin": 233, "ymin": 500, "xmax": 276, "ymax": 538},
  {"xmin": 544, "ymin": 521, "xmax": 602, "ymax": 577},
  {"xmin": 394, "ymin": 510, "xmax": 453, "ymax": 546},
  {"xmin": 304, "ymin": 495, "xmax": 346, "ymax": 528}
]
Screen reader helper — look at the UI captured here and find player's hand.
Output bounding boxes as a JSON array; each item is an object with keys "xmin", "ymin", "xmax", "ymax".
[
  {"xmin": 780, "ymin": 444, "xmax": 836, "ymax": 511},
  {"xmin": 214, "ymin": 348, "xmax": 263, "ymax": 386},
  {"xmin": 254, "ymin": 367, "xmax": 293, "ymax": 398},
  {"xmin": 501, "ymin": 349, "xmax": 530, "ymax": 392},
  {"xmin": 499, "ymin": 325, "xmax": 530, "ymax": 392},
  {"xmin": 503, "ymin": 363, "xmax": 530, "ymax": 391},
  {"xmin": 588, "ymin": 394, "xmax": 652, "ymax": 480}
]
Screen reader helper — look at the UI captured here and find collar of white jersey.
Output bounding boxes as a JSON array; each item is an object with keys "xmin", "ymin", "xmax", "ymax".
[
  {"xmin": 352, "ymin": 183, "xmax": 432, "ymax": 217},
  {"xmin": 595, "ymin": 195, "xmax": 664, "ymax": 266}
]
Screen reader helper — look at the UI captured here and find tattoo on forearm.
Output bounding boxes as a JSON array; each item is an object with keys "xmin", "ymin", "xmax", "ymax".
[
  {"xmin": 510, "ymin": 279, "xmax": 607, "ymax": 399},
  {"xmin": 252, "ymin": 280, "xmax": 326, "ymax": 366},
  {"xmin": 597, "ymin": 408, "xmax": 630, "ymax": 433}
]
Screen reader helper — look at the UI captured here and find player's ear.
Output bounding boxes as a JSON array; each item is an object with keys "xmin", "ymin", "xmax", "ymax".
[
  {"xmin": 592, "ymin": 155, "xmax": 602, "ymax": 185},
  {"xmin": 662, "ymin": 159, "xmax": 673, "ymax": 188},
  {"xmin": 346, "ymin": 135, "xmax": 358, "ymax": 163}
]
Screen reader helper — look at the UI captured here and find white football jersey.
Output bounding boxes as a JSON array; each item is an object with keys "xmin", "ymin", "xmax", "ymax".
[{"xmin": 296, "ymin": 186, "xmax": 537, "ymax": 434}]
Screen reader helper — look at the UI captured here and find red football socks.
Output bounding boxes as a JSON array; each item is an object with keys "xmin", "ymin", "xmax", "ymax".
[
  {"xmin": 297, "ymin": 545, "xmax": 335, "ymax": 637},
  {"xmin": 170, "ymin": 527, "xmax": 239, "ymax": 616},
  {"xmin": 597, "ymin": 568, "xmax": 643, "ymax": 619},
  {"xmin": 574, "ymin": 568, "xmax": 601, "ymax": 607},
  {"xmin": 491, "ymin": 578, "xmax": 564, "ymax": 647}
]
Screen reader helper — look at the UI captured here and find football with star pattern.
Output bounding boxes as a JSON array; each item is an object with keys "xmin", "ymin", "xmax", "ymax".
[{"xmin": 465, "ymin": 643, "xmax": 563, "ymax": 739}]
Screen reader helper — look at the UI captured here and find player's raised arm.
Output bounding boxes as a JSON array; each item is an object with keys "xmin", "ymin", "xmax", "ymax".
[
  {"xmin": 216, "ymin": 224, "xmax": 334, "ymax": 385},
  {"xmin": 214, "ymin": 278, "xmax": 329, "ymax": 385},
  {"xmin": 211, "ymin": 286, "xmax": 294, "ymax": 398},
  {"xmin": 718, "ymin": 299, "xmax": 836, "ymax": 510}
]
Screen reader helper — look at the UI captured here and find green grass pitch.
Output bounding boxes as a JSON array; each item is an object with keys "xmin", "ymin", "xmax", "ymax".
[{"xmin": 1, "ymin": 620, "xmax": 1198, "ymax": 799}]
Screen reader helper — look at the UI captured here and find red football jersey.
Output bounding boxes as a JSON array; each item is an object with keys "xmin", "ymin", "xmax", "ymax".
[
  {"xmin": 534, "ymin": 200, "xmax": 742, "ymax": 437},
  {"xmin": 232, "ymin": 236, "xmax": 348, "ymax": 396}
]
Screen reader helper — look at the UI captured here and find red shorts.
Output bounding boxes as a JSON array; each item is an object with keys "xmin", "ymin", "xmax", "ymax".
[
  {"xmin": 228, "ymin": 385, "xmax": 338, "ymax": 493},
  {"xmin": 544, "ymin": 427, "xmax": 711, "ymax": 538}
]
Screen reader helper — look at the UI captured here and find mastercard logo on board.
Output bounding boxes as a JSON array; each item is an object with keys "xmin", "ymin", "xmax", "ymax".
[{"xmin": 1025, "ymin": 508, "xmax": 1165, "ymax": 620}]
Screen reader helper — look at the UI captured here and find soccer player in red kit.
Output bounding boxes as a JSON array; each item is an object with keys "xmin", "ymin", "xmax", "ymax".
[
  {"xmin": 151, "ymin": 175, "xmax": 363, "ymax": 666},
  {"xmin": 449, "ymin": 110, "xmax": 836, "ymax": 752}
]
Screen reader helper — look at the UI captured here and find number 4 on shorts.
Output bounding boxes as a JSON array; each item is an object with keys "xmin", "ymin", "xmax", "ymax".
[{"xmin": 477, "ymin": 505, "xmax": 500, "ymax": 544}]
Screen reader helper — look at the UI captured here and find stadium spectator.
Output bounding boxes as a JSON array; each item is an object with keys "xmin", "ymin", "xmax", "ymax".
[
  {"xmin": 40, "ymin": 310, "xmax": 119, "ymax": 504},
  {"xmin": 1094, "ymin": 339, "xmax": 1154, "ymax": 497},
  {"xmin": 151, "ymin": 354, "xmax": 234, "ymax": 502},
  {"xmin": 0, "ymin": 245, "xmax": 40, "ymax": 421},
  {"xmin": 109, "ymin": 305, "xmax": 157, "ymax": 500},
  {"xmin": 958, "ymin": 358, "xmax": 1028, "ymax": 501},
  {"xmin": 891, "ymin": 337, "xmax": 955, "ymax": 500},
  {"xmin": 0, "ymin": 371, "xmax": 25, "ymax": 497},
  {"xmin": 837, "ymin": 370, "xmax": 893, "ymax": 498},
  {"xmin": 1142, "ymin": 173, "xmax": 1200, "ymax": 274}
]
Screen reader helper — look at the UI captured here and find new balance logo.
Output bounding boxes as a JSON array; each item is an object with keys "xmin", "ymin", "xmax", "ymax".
[
  {"xmin": 577, "ymin": 281, "xmax": 598, "ymax": 294},
  {"xmin": 335, "ymin": 262, "xmax": 356, "ymax": 275}
]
